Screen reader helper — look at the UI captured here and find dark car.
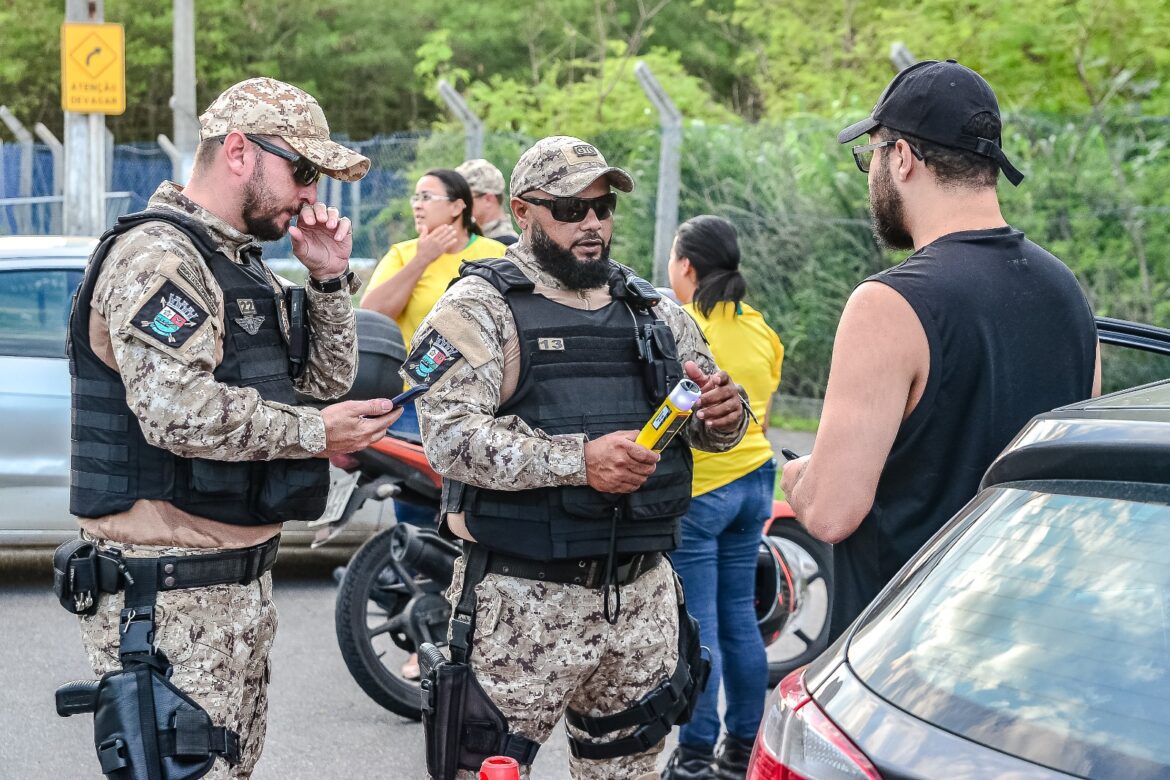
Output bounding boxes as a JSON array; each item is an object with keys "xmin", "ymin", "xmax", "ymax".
[{"xmin": 748, "ymin": 318, "xmax": 1170, "ymax": 780}]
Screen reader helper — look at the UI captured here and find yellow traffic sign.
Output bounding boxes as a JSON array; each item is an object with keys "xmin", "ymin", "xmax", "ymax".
[{"xmin": 61, "ymin": 22, "xmax": 126, "ymax": 115}]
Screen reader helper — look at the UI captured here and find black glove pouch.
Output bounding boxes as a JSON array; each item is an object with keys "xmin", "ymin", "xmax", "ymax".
[{"xmin": 91, "ymin": 665, "xmax": 235, "ymax": 780}]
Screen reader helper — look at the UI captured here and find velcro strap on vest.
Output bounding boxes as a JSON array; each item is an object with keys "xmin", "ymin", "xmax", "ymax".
[{"xmin": 158, "ymin": 710, "xmax": 241, "ymax": 765}]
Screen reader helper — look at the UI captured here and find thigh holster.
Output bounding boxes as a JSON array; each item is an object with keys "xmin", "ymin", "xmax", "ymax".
[
  {"xmin": 563, "ymin": 574, "xmax": 712, "ymax": 761},
  {"xmin": 420, "ymin": 545, "xmax": 540, "ymax": 780},
  {"xmin": 53, "ymin": 539, "xmax": 276, "ymax": 779}
]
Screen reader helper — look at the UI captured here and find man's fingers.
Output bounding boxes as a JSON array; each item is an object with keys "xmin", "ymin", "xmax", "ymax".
[
  {"xmin": 683, "ymin": 360, "xmax": 707, "ymax": 385},
  {"xmin": 334, "ymin": 216, "xmax": 351, "ymax": 242},
  {"xmin": 359, "ymin": 398, "xmax": 394, "ymax": 417}
]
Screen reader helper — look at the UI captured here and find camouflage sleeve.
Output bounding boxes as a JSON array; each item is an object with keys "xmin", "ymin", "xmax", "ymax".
[
  {"xmin": 296, "ymin": 279, "xmax": 360, "ymax": 400},
  {"xmin": 657, "ymin": 300, "xmax": 749, "ymax": 453},
  {"xmin": 410, "ymin": 278, "xmax": 588, "ymax": 489},
  {"xmin": 96, "ymin": 233, "xmax": 326, "ymax": 461}
]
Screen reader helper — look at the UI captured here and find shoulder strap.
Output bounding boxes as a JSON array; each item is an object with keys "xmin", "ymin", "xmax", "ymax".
[
  {"xmin": 458, "ymin": 258, "xmax": 535, "ymax": 295},
  {"xmin": 449, "ymin": 544, "xmax": 491, "ymax": 664}
]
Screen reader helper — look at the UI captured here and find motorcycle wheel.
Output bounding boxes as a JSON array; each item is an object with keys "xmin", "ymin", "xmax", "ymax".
[
  {"xmin": 335, "ymin": 525, "xmax": 446, "ymax": 720},
  {"xmin": 765, "ymin": 520, "xmax": 833, "ymax": 685}
]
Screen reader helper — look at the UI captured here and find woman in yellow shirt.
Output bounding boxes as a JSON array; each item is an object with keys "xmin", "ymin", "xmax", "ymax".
[
  {"xmin": 662, "ymin": 216, "xmax": 784, "ymax": 780},
  {"xmin": 361, "ymin": 169, "xmax": 506, "ymax": 529},
  {"xmin": 362, "ymin": 169, "xmax": 507, "ymax": 342}
]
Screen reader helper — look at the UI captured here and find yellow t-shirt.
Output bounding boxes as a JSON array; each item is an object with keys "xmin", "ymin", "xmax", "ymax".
[
  {"xmin": 683, "ymin": 300, "xmax": 784, "ymax": 496},
  {"xmin": 362, "ymin": 234, "xmax": 507, "ymax": 345}
]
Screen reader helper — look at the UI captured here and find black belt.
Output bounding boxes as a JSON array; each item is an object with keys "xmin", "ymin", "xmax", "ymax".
[
  {"xmin": 483, "ymin": 551, "xmax": 662, "ymax": 589},
  {"xmin": 66, "ymin": 535, "xmax": 280, "ymax": 606}
]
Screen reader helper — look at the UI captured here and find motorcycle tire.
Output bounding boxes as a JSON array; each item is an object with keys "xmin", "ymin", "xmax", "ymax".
[
  {"xmin": 765, "ymin": 520, "xmax": 833, "ymax": 685},
  {"xmin": 336, "ymin": 525, "xmax": 439, "ymax": 720}
]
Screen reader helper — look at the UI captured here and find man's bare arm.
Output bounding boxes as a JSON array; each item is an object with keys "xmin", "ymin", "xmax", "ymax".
[{"xmin": 780, "ymin": 282, "xmax": 928, "ymax": 543}]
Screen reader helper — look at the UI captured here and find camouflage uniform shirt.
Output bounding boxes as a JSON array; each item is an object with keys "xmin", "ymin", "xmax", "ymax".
[
  {"xmin": 78, "ymin": 181, "xmax": 361, "ymax": 548},
  {"xmin": 410, "ymin": 241, "xmax": 747, "ymax": 513},
  {"xmin": 478, "ymin": 216, "xmax": 519, "ymax": 244}
]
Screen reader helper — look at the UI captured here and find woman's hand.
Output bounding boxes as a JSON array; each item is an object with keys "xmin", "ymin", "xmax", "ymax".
[{"xmin": 415, "ymin": 224, "xmax": 462, "ymax": 265}]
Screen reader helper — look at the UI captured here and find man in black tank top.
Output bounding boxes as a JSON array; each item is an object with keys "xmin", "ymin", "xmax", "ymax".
[{"xmin": 780, "ymin": 60, "xmax": 1100, "ymax": 642}]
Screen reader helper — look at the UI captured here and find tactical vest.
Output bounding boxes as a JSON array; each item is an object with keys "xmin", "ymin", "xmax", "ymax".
[
  {"xmin": 68, "ymin": 210, "xmax": 329, "ymax": 526},
  {"xmin": 444, "ymin": 259, "xmax": 692, "ymax": 561}
]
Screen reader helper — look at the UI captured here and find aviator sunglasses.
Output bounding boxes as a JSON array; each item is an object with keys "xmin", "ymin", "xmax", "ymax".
[
  {"xmin": 244, "ymin": 134, "xmax": 322, "ymax": 186},
  {"xmin": 518, "ymin": 193, "xmax": 617, "ymax": 223}
]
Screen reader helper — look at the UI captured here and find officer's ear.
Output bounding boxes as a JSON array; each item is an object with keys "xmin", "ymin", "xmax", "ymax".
[
  {"xmin": 511, "ymin": 195, "xmax": 532, "ymax": 231},
  {"xmin": 221, "ymin": 131, "xmax": 251, "ymax": 178}
]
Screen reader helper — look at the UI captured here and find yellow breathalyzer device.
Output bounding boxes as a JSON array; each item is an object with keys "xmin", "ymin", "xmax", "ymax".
[{"xmin": 636, "ymin": 379, "xmax": 702, "ymax": 452}]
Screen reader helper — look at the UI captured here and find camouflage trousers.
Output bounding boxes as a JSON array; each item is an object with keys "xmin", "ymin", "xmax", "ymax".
[
  {"xmin": 77, "ymin": 537, "xmax": 278, "ymax": 780},
  {"xmin": 443, "ymin": 554, "xmax": 681, "ymax": 780}
]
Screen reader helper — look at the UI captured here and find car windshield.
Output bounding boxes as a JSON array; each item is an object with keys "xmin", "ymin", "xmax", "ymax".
[
  {"xmin": 850, "ymin": 486, "xmax": 1170, "ymax": 779},
  {"xmin": 0, "ymin": 268, "xmax": 84, "ymax": 358}
]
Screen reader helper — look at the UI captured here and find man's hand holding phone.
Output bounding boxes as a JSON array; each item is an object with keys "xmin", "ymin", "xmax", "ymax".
[{"xmin": 320, "ymin": 398, "xmax": 401, "ymax": 455}]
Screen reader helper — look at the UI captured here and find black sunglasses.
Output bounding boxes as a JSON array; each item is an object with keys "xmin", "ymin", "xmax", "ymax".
[
  {"xmin": 851, "ymin": 139, "xmax": 925, "ymax": 173},
  {"xmin": 244, "ymin": 134, "xmax": 321, "ymax": 186},
  {"xmin": 518, "ymin": 193, "xmax": 617, "ymax": 223}
]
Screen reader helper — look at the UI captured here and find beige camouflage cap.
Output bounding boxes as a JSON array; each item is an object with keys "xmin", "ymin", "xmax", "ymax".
[
  {"xmin": 510, "ymin": 136, "xmax": 634, "ymax": 197},
  {"xmin": 455, "ymin": 158, "xmax": 506, "ymax": 195},
  {"xmin": 198, "ymin": 77, "xmax": 370, "ymax": 182}
]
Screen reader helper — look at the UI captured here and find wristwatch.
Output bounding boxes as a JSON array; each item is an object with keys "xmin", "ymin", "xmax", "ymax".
[{"xmin": 309, "ymin": 266, "xmax": 354, "ymax": 293}]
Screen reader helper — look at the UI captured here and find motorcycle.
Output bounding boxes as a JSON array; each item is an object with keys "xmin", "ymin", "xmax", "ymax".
[{"xmin": 319, "ymin": 311, "xmax": 833, "ymax": 719}]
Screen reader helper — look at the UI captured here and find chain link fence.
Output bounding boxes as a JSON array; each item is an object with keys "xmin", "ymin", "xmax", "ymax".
[{"xmin": 3, "ymin": 114, "xmax": 1167, "ymax": 403}]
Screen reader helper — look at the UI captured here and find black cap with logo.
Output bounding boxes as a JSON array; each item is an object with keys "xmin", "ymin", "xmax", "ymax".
[{"xmin": 837, "ymin": 59, "xmax": 1024, "ymax": 186}]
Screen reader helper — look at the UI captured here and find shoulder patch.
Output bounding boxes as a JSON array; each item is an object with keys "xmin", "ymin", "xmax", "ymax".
[
  {"xmin": 131, "ymin": 280, "xmax": 209, "ymax": 348},
  {"xmin": 403, "ymin": 330, "xmax": 463, "ymax": 386}
]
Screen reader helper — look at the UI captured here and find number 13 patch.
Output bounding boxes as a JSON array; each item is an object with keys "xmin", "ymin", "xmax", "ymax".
[{"xmin": 131, "ymin": 280, "xmax": 208, "ymax": 348}]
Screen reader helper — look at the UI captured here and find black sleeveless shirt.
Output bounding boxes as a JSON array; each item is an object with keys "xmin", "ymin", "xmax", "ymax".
[{"xmin": 831, "ymin": 226, "xmax": 1097, "ymax": 639}]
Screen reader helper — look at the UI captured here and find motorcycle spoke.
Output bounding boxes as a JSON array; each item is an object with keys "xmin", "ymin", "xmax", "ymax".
[{"xmin": 368, "ymin": 612, "xmax": 408, "ymax": 640}]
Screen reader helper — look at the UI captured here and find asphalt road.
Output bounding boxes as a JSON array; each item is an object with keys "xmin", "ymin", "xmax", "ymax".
[{"xmin": 0, "ymin": 428, "xmax": 818, "ymax": 779}]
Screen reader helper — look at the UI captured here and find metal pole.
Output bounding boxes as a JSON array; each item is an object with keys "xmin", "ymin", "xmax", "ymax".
[
  {"xmin": 63, "ymin": 0, "xmax": 106, "ymax": 236},
  {"xmin": 171, "ymin": 0, "xmax": 198, "ymax": 183},
  {"xmin": 890, "ymin": 42, "xmax": 917, "ymax": 71},
  {"xmin": 0, "ymin": 106, "xmax": 34, "ymax": 233},
  {"xmin": 635, "ymin": 61, "xmax": 682, "ymax": 287},
  {"xmin": 158, "ymin": 133, "xmax": 182, "ymax": 182},
  {"xmin": 35, "ymin": 122, "xmax": 64, "ymax": 233},
  {"xmin": 437, "ymin": 79, "xmax": 484, "ymax": 160}
]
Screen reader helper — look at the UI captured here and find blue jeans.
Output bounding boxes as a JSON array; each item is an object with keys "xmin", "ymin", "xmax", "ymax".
[
  {"xmin": 388, "ymin": 403, "xmax": 436, "ymax": 528},
  {"xmin": 671, "ymin": 459, "xmax": 776, "ymax": 748}
]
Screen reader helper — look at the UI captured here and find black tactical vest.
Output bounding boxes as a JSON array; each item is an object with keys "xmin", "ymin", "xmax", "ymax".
[
  {"xmin": 445, "ymin": 259, "xmax": 692, "ymax": 561},
  {"xmin": 68, "ymin": 210, "xmax": 329, "ymax": 526}
]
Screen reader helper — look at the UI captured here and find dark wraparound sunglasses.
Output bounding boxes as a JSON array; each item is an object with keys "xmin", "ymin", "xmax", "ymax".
[
  {"xmin": 851, "ymin": 139, "xmax": 925, "ymax": 173},
  {"xmin": 245, "ymin": 134, "xmax": 321, "ymax": 186},
  {"xmin": 518, "ymin": 193, "xmax": 617, "ymax": 223}
]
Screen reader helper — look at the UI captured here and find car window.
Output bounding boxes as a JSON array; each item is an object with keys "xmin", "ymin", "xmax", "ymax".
[
  {"xmin": 1102, "ymin": 339, "xmax": 1170, "ymax": 395},
  {"xmin": 0, "ymin": 268, "xmax": 84, "ymax": 358},
  {"xmin": 850, "ymin": 486, "xmax": 1170, "ymax": 779}
]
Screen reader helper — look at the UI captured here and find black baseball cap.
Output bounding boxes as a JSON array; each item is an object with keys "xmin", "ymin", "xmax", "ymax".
[{"xmin": 838, "ymin": 59, "xmax": 1025, "ymax": 186}]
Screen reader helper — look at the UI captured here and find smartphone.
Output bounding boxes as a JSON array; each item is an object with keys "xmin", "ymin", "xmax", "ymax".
[
  {"xmin": 390, "ymin": 385, "xmax": 428, "ymax": 406},
  {"xmin": 781, "ymin": 448, "xmax": 803, "ymax": 461}
]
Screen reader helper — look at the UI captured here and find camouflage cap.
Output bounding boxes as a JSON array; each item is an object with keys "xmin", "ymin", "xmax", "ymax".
[
  {"xmin": 198, "ymin": 77, "xmax": 370, "ymax": 182},
  {"xmin": 510, "ymin": 136, "xmax": 634, "ymax": 198},
  {"xmin": 455, "ymin": 158, "xmax": 506, "ymax": 195}
]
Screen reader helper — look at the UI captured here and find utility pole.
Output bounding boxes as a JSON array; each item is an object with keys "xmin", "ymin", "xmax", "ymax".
[
  {"xmin": 63, "ymin": 0, "xmax": 106, "ymax": 236},
  {"xmin": 171, "ymin": 0, "xmax": 198, "ymax": 183}
]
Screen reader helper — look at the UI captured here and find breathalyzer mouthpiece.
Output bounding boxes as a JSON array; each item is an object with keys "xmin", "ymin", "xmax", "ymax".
[{"xmin": 669, "ymin": 379, "xmax": 702, "ymax": 412}]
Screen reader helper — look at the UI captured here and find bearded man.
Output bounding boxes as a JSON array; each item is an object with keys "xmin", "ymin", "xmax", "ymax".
[
  {"xmin": 406, "ymin": 136, "xmax": 749, "ymax": 780},
  {"xmin": 780, "ymin": 60, "xmax": 1101, "ymax": 642},
  {"xmin": 61, "ymin": 77, "xmax": 399, "ymax": 779}
]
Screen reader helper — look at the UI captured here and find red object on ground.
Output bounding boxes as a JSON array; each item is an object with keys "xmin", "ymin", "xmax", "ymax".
[{"xmin": 479, "ymin": 755, "xmax": 520, "ymax": 780}]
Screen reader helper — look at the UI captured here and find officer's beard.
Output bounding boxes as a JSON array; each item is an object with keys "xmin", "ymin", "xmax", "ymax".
[
  {"xmin": 529, "ymin": 221, "xmax": 612, "ymax": 290},
  {"xmin": 869, "ymin": 157, "xmax": 914, "ymax": 251},
  {"xmin": 242, "ymin": 163, "xmax": 291, "ymax": 242}
]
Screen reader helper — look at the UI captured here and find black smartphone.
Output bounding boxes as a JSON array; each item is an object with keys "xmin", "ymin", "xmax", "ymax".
[
  {"xmin": 390, "ymin": 385, "xmax": 428, "ymax": 406},
  {"xmin": 781, "ymin": 448, "xmax": 803, "ymax": 461}
]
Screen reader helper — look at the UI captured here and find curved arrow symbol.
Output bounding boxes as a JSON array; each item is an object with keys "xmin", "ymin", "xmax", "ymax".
[{"xmin": 85, "ymin": 47, "xmax": 102, "ymax": 66}]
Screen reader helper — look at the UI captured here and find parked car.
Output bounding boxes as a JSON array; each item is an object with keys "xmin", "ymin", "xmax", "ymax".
[
  {"xmin": 0, "ymin": 236, "xmax": 384, "ymax": 547},
  {"xmin": 748, "ymin": 318, "xmax": 1170, "ymax": 780}
]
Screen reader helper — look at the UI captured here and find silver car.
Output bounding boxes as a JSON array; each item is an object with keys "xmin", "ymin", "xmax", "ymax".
[{"xmin": 0, "ymin": 236, "xmax": 383, "ymax": 547}]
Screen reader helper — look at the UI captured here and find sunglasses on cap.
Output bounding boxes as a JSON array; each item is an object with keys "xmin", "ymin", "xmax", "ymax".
[
  {"xmin": 244, "ymin": 134, "xmax": 321, "ymax": 187},
  {"xmin": 518, "ymin": 193, "xmax": 617, "ymax": 223}
]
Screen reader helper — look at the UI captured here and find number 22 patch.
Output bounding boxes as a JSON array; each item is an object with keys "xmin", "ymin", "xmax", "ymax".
[{"xmin": 131, "ymin": 280, "xmax": 208, "ymax": 348}]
